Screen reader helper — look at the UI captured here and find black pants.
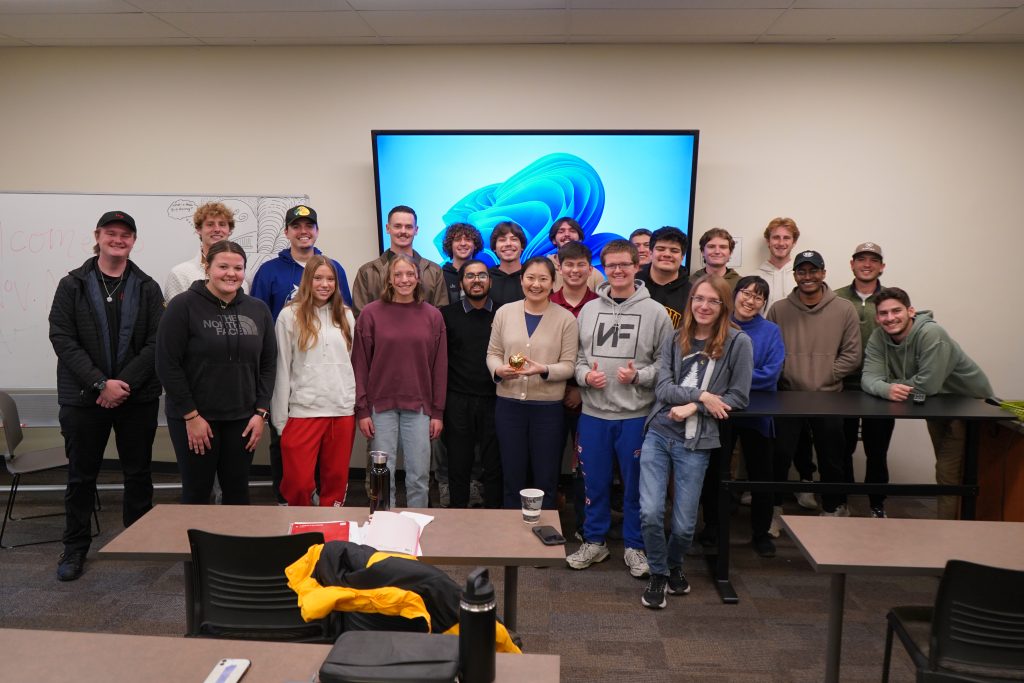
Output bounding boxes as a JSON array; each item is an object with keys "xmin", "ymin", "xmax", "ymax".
[
  {"xmin": 168, "ymin": 418, "xmax": 254, "ymax": 505},
  {"xmin": 59, "ymin": 400, "xmax": 158, "ymax": 555},
  {"xmin": 775, "ymin": 417, "xmax": 851, "ymax": 512},
  {"xmin": 793, "ymin": 421, "xmax": 816, "ymax": 481},
  {"xmin": 701, "ymin": 421, "xmax": 776, "ymax": 538},
  {"xmin": 843, "ymin": 415, "xmax": 895, "ymax": 508},
  {"xmin": 443, "ymin": 392, "xmax": 502, "ymax": 509}
]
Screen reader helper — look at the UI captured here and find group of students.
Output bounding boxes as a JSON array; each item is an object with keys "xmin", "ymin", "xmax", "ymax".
[{"xmin": 48, "ymin": 204, "xmax": 993, "ymax": 616}]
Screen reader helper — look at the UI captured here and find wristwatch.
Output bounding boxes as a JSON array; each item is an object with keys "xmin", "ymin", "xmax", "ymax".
[
  {"xmin": 93, "ymin": 379, "xmax": 107, "ymax": 393},
  {"xmin": 255, "ymin": 409, "xmax": 270, "ymax": 422}
]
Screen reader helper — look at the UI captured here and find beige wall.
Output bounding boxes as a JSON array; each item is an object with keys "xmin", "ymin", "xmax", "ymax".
[{"xmin": 2, "ymin": 43, "xmax": 1021, "ymax": 487}]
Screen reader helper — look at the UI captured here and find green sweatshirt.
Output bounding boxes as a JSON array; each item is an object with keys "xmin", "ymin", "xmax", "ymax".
[
  {"xmin": 834, "ymin": 279, "xmax": 881, "ymax": 390},
  {"xmin": 861, "ymin": 310, "xmax": 993, "ymax": 399}
]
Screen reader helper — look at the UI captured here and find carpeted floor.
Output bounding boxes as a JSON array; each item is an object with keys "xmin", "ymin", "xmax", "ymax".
[{"xmin": 0, "ymin": 468, "xmax": 932, "ymax": 682}]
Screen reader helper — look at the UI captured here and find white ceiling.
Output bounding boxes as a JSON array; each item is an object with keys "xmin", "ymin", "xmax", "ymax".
[{"xmin": 0, "ymin": 0, "xmax": 1022, "ymax": 46}]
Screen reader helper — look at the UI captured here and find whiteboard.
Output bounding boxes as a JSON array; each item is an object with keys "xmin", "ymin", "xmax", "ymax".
[{"xmin": 0, "ymin": 191, "xmax": 307, "ymax": 389}]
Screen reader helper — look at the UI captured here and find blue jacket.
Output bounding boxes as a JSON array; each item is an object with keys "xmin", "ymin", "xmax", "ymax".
[
  {"xmin": 251, "ymin": 248, "xmax": 352, "ymax": 321},
  {"xmin": 733, "ymin": 314, "xmax": 785, "ymax": 436}
]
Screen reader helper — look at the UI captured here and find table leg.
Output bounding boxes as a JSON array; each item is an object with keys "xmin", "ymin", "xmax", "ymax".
[
  {"xmin": 825, "ymin": 573, "xmax": 846, "ymax": 683},
  {"xmin": 183, "ymin": 560, "xmax": 194, "ymax": 636},
  {"xmin": 504, "ymin": 566, "xmax": 518, "ymax": 632},
  {"xmin": 962, "ymin": 420, "xmax": 978, "ymax": 520},
  {"xmin": 712, "ymin": 469, "xmax": 738, "ymax": 604}
]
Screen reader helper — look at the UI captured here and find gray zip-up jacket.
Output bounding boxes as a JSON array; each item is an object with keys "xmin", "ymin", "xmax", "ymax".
[
  {"xmin": 645, "ymin": 327, "xmax": 754, "ymax": 451},
  {"xmin": 574, "ymin": 281, "xmax": 673, "ymax": 420}
]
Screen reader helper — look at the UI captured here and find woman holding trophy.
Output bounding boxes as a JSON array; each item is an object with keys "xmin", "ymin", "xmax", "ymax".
[{"xmin": 487, "ymin": 257, "xmax": 579, "ymax": 509}]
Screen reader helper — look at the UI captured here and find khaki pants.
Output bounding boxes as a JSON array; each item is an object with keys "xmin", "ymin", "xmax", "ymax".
[{"xmin": 925, "ymin": 418, "xmax": 966, "ymax": 520}]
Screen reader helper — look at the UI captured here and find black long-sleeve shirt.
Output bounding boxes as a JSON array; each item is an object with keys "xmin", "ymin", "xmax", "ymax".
[{"xmin": 441, "ymin": 298, "xmax": 496, "ymax": 397}]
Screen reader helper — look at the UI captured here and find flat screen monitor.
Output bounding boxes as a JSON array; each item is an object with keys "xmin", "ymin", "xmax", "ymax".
[{"xmin": 370, "ymin": 130, "xmax": 699, "ymax": 271}]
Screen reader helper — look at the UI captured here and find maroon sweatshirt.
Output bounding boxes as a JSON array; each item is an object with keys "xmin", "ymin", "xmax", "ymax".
[{"xmin": 352, "ymin": 300, "xmax": 448, "ymax": 420}]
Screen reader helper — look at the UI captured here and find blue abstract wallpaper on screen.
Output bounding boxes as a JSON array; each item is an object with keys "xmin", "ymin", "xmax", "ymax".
[{"xmin": 372, "ymin": 132, "xmax": 698, "ymax": 268}]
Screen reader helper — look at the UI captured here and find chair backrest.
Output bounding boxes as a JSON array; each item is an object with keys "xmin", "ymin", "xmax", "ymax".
[
  {"xmin": 187, "ymin": 528, "xmax": 331, "ymax": 642},
  {"xmin": 0, "ymin": 391, "xmax": 25, "ymax": 457},
  {"xmin": 930, "ymin": 559, "xmax": 1024, "ymax": 677}
]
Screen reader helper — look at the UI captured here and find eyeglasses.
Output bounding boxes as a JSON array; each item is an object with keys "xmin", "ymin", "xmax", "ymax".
[
  {"xmin": 691, "ymin": 295, "xmax": 723, "ymax": 307},
  {"xmin": 463, "ymin": 273, "xmax": 490, "ymax": 281},
  {"xmin": 737, "ymin": 290, "xmax": 765, "ymax": 304},
  {"xmin": 603, "ymin": 262, "xmax": 635, "ymax": 272}
]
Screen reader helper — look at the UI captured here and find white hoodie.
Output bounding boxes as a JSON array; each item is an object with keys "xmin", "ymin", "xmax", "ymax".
[{"xmin": 272, "ymin": 303, "xmax": 356, "ymax": 433}]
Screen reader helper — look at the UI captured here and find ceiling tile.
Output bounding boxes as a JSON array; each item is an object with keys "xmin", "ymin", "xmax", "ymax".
[
  {"xmin": 24, "ymin": 35, "xmax": 204, "ymax": 45},
  {"xmin": 570, "ymin": 0, "xmax": 788, "ymax": 7},
  {"xmin": 969, "ymin": 5, "xmax": 1024, "ymax": 33},
  {"xmin": 769, "ymin": 8, "xmax": 1007, "ymax": 35},
  {"xmin": 760, "ymin": 33, "xmax": 958, "ymax": 41},
  {"xmin": 952, "ymin": 31, "xmax": 1024, "ymax": 40},
  {"xmin": 361, "ymin": 9, "xmax": 567, "ymax": 36},
  {"xmin": 127, "ymin": 0, "xmax": 351, "ymax": 11},
  {"xmin": 383, "ymin": 33, "xmax": 566, "ymax": 43},
  {"xmin": 350, "ymin": 0, "xmax": 564, "ymax": 8},
  {"xmin": 0, "ymin": 0, "xmax": 136, "ymax": 13},
  {"xmin": 569, "ymin": 32, "xmax": 761, "ymax": 41},
  {"xmin": 156, "ymin": 11, "xmax": 374, "ymax": 37},
  {"xmin": 0, "ymin": 12, "xmax": 187, "ymax": 38},
  {"xmin": 200, "ymin": 35, "xmax": 385, "ymax": 44},
  {"xmin": 570, "ymin": 8, "xmax": 783, "ymax": 34},
  {"xmin": 793, "ymin": 0, "xmax": 1022, "ymax": 8}
]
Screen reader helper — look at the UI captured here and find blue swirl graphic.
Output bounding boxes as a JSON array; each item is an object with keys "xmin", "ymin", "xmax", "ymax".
[{"xmin": 436, "ymin": 153, "xmax": 611, "ymax": 267}]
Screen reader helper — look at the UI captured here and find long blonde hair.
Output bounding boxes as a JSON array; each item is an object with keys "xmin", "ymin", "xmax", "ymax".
[
  {"xmin": 678, "ymin": 274, "xmax": 737, "ymax": 360},
  {"xmin": 291, "ymin": 256, "xmax": 352, "ymax": 352}
]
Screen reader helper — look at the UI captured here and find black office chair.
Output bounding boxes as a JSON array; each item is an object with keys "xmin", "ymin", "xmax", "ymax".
[
  {"xmin": 1, "ymin": 391, "xmax": 100, "ymax": 549},
  {"xmin": 186, "ymin": 529, "xmax": 339, "ymax": 643},
  {"xmin": 882, "ymin": 559, "xmax": 1024, "ymax": 682}
]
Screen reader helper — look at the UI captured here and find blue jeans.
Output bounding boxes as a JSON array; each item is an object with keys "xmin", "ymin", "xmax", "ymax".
[
  {"xmin": 639, "ymin": 430, "xmax": 710, "ymax": 576},
  {"xmin": 371, "ymin": 409, "xmax": 430, "ymax": 508},
  {"xmin": 579, "ymin": 414, "xmax": 645, "ymax": 549}
]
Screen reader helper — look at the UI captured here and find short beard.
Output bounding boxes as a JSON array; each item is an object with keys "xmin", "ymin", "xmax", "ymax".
[{"xmin": 464, "ymin": 289, "xmax": 488, "ymax": 302}]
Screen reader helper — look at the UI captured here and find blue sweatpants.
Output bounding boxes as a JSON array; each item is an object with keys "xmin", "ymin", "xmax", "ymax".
[{"xmin": 578, "ymin": 414, "xmax": 645, "ymax": 549}]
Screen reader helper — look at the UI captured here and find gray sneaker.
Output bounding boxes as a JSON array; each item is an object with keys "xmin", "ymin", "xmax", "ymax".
[
  {"xmin": 820, "ymin": 504, "xmax": 851, "ymax": 517},
  {"xmin": 566, "ymin": 541, "xmax": 610, "ymax": 570},
  {"xmin": 623, "ymin": 547, "xmax": 650, "ymax": 578},
  {"xmin": 796, "ymin": 480, "xmax": 819, "ymax": 510}
]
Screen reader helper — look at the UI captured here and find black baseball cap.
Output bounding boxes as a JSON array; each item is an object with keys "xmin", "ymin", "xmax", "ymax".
[
  {"xmin": 793, "ymin": 250, "xmax": 825, "ymax": 269},
  {"xmin": 96, "ymin": 210, "xmax": 137, "ymax": 233},
  {"xmin": 285, "ymin": 205, "xmax": 318, "ymax": 226}
]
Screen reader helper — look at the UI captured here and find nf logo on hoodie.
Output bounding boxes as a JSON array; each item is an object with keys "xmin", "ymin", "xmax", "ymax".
[
  {"xmin": 203, "ymin": 315, "xmax": 259, "ymax": 336},
  {"xmin": 591, "ymin": 312, "xmax": 640, "ymax": 358}
]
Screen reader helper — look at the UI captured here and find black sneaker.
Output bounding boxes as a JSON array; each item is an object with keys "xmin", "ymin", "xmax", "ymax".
[
  {"xmin": 641, "ymin": 574, "xmax": 668, "ymax": 609},
  {"xmin": 870, "ymin": 506, "xmax": 887, "ymax": 519},
  {"xmin": 56, "ymin": 551, "xmax": 86, "ymax": 582},
  {"xmin": 752, "ymin": 534, "xmax": 777, "ymax": 558},
  {"xmin": 667, "ymin": 567, "xmax": 690, "ymax": 595}
]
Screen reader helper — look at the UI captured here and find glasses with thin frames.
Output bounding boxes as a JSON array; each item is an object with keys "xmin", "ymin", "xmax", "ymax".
[
  {"xmin": 737, "ymin": 289, "xmax": 765, "ymax": 305},
  {"xmin": 691, "ymin": 295, "xmax": 723, "ymax": 307},
  {"xmin": 463, "ymin": 272, "xmax": 490, "ymax": 281},
  {"xmin": 604, "ymin": 262, "xmax": 635, "ymax": 272}
]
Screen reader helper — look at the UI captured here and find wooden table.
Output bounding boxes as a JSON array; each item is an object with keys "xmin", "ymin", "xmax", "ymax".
[
  {"xmin": 709, "ymin": 391, "xmax": 1008, "ymax": 603},
  {"xmin": 99, "ymin": 504, "xmax": 566, "ymax": 631},
  {"xmin": 781, "ymin": 515, "xmax": 1024, "ymax": 683},
  {"xmin": 0, "ymin": 628, "xmax": 561, "ymax": 682}
]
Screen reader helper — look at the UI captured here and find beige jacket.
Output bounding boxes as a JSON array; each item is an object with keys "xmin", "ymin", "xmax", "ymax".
[
  {"xmin": 351, "ymin": 249, "xmax": 448, "ymax": 316},
  {"xmin": 486, "ymin": 300, "xmax": 579, "ymax": 402}
]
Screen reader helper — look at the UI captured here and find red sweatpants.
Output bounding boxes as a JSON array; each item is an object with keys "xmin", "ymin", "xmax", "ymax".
[{"xmin": 279, "ymin": 415, "xmax": 355, "ymax": 507}]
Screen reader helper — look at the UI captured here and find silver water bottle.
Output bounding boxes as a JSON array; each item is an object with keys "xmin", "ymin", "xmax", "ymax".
[{"xmin": 368, "ymin": 450, "xmax": 390, "ymax": 515}]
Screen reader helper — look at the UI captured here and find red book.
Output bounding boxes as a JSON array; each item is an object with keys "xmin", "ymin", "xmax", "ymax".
[{"xmin": 288, "ymin": 521, "xmax": 351, "ymax": 543}]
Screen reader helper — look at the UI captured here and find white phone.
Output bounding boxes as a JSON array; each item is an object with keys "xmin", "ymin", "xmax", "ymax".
[{"xmin": 203, "ymin": 658, "xmax": 250, "ymax": 683}]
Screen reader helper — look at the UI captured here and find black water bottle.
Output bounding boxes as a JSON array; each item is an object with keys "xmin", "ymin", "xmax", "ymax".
[
  {"xmin": 368, "ymin": 450, "xmax": 390, "ymax": 515},
  {"xmin": 459, "ymin": 567, "xmax": 496, "ymax": 683}
]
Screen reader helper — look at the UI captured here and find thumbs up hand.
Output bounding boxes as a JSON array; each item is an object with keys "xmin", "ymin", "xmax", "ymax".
[
  {"xmin": 617, "ymin": 360, "xmax": 638, "ymax": 385},
  {"xmin": 586, "ymin": 362, "xmax": 607, "ymax": 389}
]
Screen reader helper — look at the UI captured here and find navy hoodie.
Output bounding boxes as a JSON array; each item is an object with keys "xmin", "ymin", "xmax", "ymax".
[
  {"xmin": 156, "ymin": 280, "xmax": 277, "ymax": 421},
  {"xmin": 250, "ymin": 247, "xmax": 352, "ymax": 321}
]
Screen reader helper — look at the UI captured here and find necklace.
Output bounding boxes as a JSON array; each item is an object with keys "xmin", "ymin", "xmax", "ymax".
[{"xmin": 100, "ymin": 272, "xmax": 123, "ymax": 303}]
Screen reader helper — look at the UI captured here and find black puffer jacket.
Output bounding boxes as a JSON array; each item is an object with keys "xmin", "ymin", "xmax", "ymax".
[{"xmin": 48, "ymin": 257, "xmax": 164, "ymax": 407}]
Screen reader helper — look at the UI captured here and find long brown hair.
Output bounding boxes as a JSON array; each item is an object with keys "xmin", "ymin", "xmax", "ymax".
[
  {"xmin": 290, "ymin": 256, "xmax": 352, "ymax": 352},
  {"xmin": 678, "ymin": 274, "xmax": 737, "ymax": 360}
]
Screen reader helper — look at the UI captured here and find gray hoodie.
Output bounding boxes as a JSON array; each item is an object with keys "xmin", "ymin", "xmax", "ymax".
[
  {"xmin": 574, "ymin": 280, "xmax": 674, "ymax": 420},
  {"xmin": 861, "ymin": 310, "xmax": 993, "ymax": 399}
]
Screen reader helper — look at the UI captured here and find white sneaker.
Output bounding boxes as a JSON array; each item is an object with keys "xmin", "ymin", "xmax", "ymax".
[
  {"xmin": 566, "ymin": 542, "xmax": 610, "ymax": 570},
  {"xmin": 768, "ymin": 505, "xmax": 784, "ymax": 538},
  {"xmin": 796, "ymin": 481, "xmax": 819, "ymax": 510},
  {"xmin": 820, "ymin": 504, "xmax": 851, "ymax": 518},
  {"xmin": 624, "ymin": 547, "xmax": 650, "ymax": 578},
  {"xmin": 740, "ymin": 491, "xmax": 752, "ymax": 506}
]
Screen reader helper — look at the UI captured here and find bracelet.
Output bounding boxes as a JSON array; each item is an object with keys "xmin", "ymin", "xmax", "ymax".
[{"xmin": 184, "ymin": 413, "xmax": 199, "ymax": 422}]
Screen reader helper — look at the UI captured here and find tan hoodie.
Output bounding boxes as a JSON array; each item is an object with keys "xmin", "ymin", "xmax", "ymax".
[{"xmin": 765, "ymin": 284, "xmax": 861, "ymax": 392}]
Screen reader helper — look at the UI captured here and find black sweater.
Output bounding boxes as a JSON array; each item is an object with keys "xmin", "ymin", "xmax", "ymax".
[
  {"xmin": 638, "ymin": 264, "xmax": 692, "ymax": 330},
  {"xmin": 440, "ymin": 299, "xmax": 496, "ymax": 397},
  {"xmin": 156, "ymin": 280, "xmax": 276, "ymax": 421},
  {"xmin": 48, "ymin": 258, "xmax": 164, "ymax": 407}
]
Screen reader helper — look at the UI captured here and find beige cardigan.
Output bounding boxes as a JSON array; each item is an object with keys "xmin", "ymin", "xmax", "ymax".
[{"xmin": 486, "ymin": 300, "xmax": 579, "ymax": 402}]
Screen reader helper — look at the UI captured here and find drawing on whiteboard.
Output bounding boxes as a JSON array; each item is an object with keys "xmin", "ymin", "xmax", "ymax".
[{"xmin": 0, "ymin": 191, "xmax": 307, "ymax": 389}]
